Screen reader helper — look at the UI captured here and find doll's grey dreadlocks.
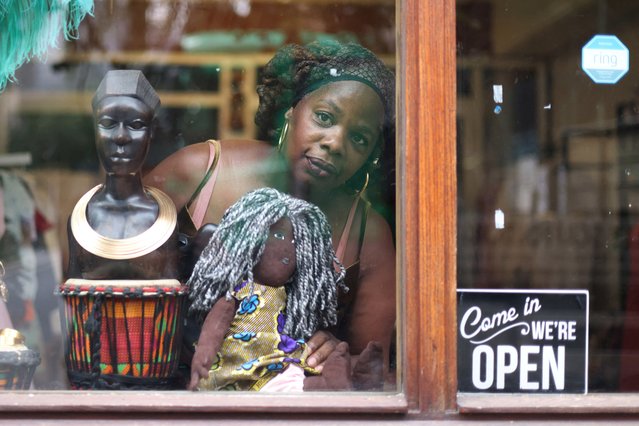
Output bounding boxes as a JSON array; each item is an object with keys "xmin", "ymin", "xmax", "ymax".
[{"xmin": 187, "ymin": 187, "xmax": 346, "ymax": 341}]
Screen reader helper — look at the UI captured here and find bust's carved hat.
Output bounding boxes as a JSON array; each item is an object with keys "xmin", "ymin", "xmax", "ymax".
[{"xmin": 92, "ymin": 70, "xmax": 160, "ymax": 112}]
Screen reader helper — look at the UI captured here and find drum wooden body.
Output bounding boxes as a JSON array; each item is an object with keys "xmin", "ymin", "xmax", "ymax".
[{"xmin": 59, "ymin": 279, "xmax": 187, "ymax": 390}]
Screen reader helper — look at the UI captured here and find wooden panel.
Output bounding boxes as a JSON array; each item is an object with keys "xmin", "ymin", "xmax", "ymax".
[
  {"xmin": 0, "ymin": 392, "xmax": 407, "ymax": 414},
  {"xmin": 458, "ymin": 393, "xmax": 639, "ymax": 414},
  {"xmin": 401, "ymin": 0, "xmax": 457, "ymax": 414}
]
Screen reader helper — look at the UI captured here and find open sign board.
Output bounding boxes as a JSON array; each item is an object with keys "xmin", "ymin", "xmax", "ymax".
[{"xmin": 457, "ymin": 289, "xmax": 589, "ymax": 393}]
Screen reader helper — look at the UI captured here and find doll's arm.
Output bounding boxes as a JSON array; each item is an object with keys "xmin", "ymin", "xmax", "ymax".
[{"xmin": 188, "ymin": 296, "xmax": 237, "ymax": 390}]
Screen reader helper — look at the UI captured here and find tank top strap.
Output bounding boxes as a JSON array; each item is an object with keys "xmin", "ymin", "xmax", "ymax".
[
  {"xmin": 335, "ymin": 195, "xmax": 361, "ymax": 264},
  {"xmin": 357, "ymin": 199, "xmax": 370, "ymax": 255},
  {"xmin": 334, "ymin": 197, "xmax": 370, "ymax": 325},
  {"xmin": 186, "ymin": 140, "xmax": 221, "ymax": 229},
  {"xmin": 336, "ymin": 174, "xmax": 370, "ymax": 264},
  {"xmin": 335, "ymin": 194, "xmax": 372, "ymax": 264}
]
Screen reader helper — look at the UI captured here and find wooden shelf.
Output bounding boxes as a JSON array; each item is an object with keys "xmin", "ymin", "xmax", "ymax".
[{"xmin": 59, "ymin": 50, "xmax": 395, "ymax": 67}]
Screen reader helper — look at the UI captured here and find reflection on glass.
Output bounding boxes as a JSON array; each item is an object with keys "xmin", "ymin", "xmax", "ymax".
[
  {"xmin": 457, "ymin": 0, "xmax": 639, "ymax": 391},
  {"xmin": 0, "ymin": 0, "xmax": 396, "ymax": 391}
]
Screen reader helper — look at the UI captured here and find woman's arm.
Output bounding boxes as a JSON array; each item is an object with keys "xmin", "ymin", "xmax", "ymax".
[
  {"xmin": 305, "ymin": 210, "xmax": 396, "ymax": 373},
  {"xmin": 342, "ymin": 210, "xmax": 396, "ymax": 367}
]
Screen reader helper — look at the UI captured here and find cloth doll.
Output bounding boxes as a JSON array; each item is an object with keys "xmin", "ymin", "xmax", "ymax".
[{"xmin": 187, "ymin": 187, "xmax": 347, "ymax": 391}]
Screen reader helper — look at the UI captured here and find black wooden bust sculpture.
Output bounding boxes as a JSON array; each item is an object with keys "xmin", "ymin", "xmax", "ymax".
[
  {"xmin": 67, "ymin": 69, "xmax": 179, "ymax": 280},
  {"xmin": 60, "ymin": 70, "xmax": 185, "ymax": 390}
]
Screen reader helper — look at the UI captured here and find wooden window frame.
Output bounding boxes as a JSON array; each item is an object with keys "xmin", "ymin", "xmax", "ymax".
[
  {"xmin": 7, "ymin": 0, "xmax": 637, "ymax": 420},
  {"xmin": 0, "ymin": 0, "xmax": 460, "ymax": 420},
  {"xmin": 8, "ymin": 0, "xmax": 639, "ymax": 423}
]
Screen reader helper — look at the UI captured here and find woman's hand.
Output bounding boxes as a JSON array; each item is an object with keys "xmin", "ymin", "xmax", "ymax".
[{"xmin": 305, "ymin": 330, "xmax": 341, "ymax": 372}]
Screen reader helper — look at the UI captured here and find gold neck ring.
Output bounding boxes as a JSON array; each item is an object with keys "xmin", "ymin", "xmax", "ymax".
[{"xmin": 70, "ymin": 185, "xmax": 177, "ymax": 260}]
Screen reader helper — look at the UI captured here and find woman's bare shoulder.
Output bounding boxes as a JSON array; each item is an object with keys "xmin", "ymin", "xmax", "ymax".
[
  {"xmin": 144, "ymin": 142, "xmax": 218, "ymax": 210},
  {"xmin": 143, "ymin": 138, "xmax": 276, "ymax": 217},
  {"xmin": 219, "ymin": 139, "xmax": 274, "ymax": 163},
  {"xmin": 145, "ymin": 142, "xmax": 211, "ymax": 188},
  {"xmin": 364, "ymin": 208, "xmax": 394, "ymax": 245},
  {"xmin": 360, "ymin": 208, "xmax": 396, "ymax": 276},
  {"xmin": 217, "ymin": 139, "xmax": 278, "ymax": 194}
]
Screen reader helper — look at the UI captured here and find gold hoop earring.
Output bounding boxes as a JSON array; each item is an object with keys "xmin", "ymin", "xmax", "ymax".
[
  {"xmin": 357, "ymin": 172, "xmax": 370, "ymax": 195},
  {"xmin": 277, "ymin": 120, "xmax": 289, "ymax": 152}
]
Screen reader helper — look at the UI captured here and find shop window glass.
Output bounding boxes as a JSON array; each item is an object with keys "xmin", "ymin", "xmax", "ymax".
[
  {"xmin": 457, "ymin": 0, "xmax": 639, "ymax": 392},
  {"xmin": 0, "ymin": 0, "xmax": 397, "ymax": 396}
]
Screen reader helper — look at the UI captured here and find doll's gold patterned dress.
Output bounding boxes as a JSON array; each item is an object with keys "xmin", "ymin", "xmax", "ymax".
[{"xmin": 197, "ymin": 281, "xmax": 318, "ymax": 391}]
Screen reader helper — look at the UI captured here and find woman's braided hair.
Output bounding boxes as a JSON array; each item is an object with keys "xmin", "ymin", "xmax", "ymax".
[
  {"xmin": 255, "ymin": 40, "xmax": 396, "ymax": 223},
  {"xmin": 187, "ymin": 187, "xmax": 346, "ymax": 341}
]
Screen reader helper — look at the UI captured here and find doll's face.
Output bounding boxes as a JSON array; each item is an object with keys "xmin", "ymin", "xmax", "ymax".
[{"xmin": 253, "ymin": 217, "xmax": 296, "ymax": 287}]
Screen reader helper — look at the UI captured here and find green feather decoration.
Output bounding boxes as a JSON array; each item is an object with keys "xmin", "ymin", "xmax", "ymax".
[{"xmin": 0, "ymin": 0, "xmax": 93, "ymax": 91}]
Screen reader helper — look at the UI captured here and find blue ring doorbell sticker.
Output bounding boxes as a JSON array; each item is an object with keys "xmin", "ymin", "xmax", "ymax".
[
  {"xmin": 582, "ymin": 34, "xmax": 629, "ymax": 84},
  {"xmin": 457, "ymin": 289, "xmax": 589, "ymax": 393}
]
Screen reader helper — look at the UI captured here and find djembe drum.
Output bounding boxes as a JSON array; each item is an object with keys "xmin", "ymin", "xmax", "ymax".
[
  {"xmin": 59, "ymin": 279, "xmax": 186, "ymax": 389},
  {"xmin": 0, "ymin": 328, "xmax": 40, "ymax": 390}
]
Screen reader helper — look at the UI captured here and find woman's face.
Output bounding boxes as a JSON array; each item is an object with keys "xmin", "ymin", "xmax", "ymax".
[
  {"xmin": 285, "ymin": 80, "xmax": 385, "ymax": 192},
  {"xmin": 94, "ymin": 96, "xmax": 154, "ymax": 176}
]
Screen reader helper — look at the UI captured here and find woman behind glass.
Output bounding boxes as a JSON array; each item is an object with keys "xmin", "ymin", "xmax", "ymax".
[{"xmin": 146, "ymin": 41, "xmax": 396, "ymax": 387}]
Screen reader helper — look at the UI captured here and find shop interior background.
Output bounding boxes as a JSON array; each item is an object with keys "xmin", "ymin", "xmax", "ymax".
[{"xmin": 457, "ymin": 0, "xmax": 639, "ymax": 391}]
